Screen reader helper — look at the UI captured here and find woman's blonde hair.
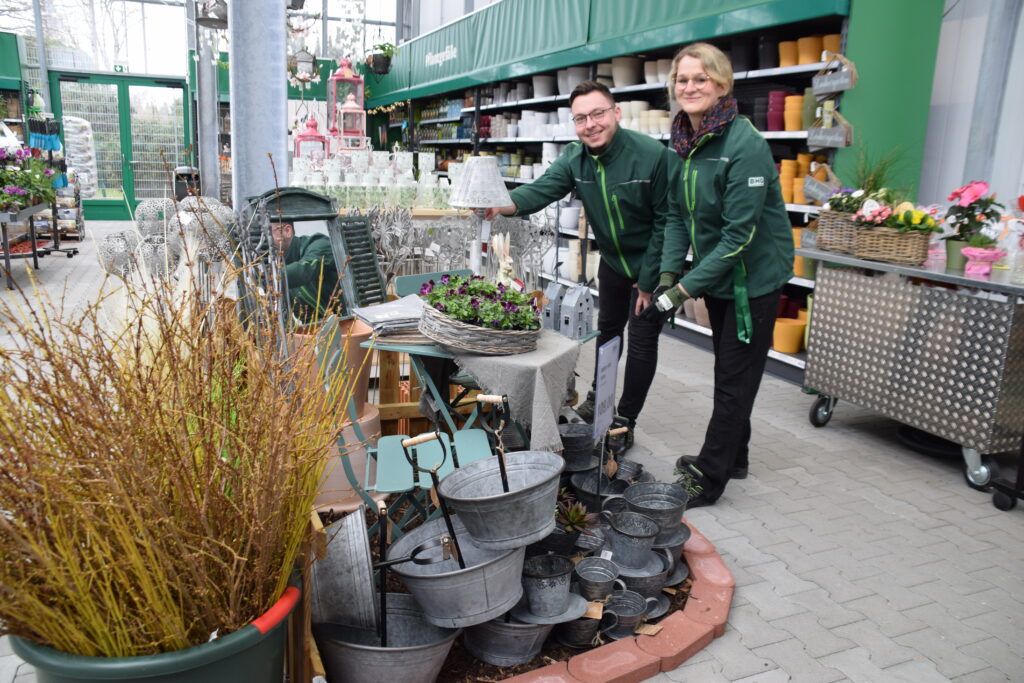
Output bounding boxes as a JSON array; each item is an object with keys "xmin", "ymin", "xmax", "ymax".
[{"xmin": 666, "ymin": 42, "xmax": 734, "ymax": 101}]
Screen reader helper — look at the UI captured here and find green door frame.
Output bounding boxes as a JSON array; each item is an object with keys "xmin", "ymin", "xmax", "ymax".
[{"xmin": 49, "ymin": 70, "xmax": 191, "ymax": 221}]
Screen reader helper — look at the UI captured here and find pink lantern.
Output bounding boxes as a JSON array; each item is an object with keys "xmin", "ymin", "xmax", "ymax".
[
  {"xmin": 337, "ymin": 94, "xmax": 367, "ymax": 151},
  {"xmin": 294, "ymin": 118, "xmax": 328, "ymax": 160},
  {"xmin": 328, "ymin": 58, "xmax": 364, "ymax": 136}
]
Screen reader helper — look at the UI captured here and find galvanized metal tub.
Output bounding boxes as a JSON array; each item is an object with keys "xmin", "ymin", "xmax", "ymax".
[
  {"xmin": 463, "ymin": 618, "xmax": 555, "ymax": 666},
  {"xmin": 624, "ymin": 481, "xmax": 688, "ymax": 545},
  {"xmin": 387, "ymin": 516, "xmax": 526, "ymax": 628},
  {"xmin": 438, "ymin": 451, "xmax": 564, "ymax": 550},
  {"xmin": 313, "ymin": 594, "xmax": 460, "ymax": 683}
]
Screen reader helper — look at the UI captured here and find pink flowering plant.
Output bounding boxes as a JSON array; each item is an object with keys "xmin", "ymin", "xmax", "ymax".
[
  {"xmin": 0, "ymin": 147, "xmax": 56, "ymax": 212},
  {"xmin": 852, "ymin": 203, "xmax": 893, "ymax": 226},
  {"xmin": 944, "ymin": 181, "xmax": 1004, "ymax": 242},
  {"xmin": 420, "ymin": 273, "xmax": 540, "ymax": 331}
]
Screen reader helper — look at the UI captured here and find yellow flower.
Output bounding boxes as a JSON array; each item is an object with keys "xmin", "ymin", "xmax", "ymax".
[
  {"xmin": 910, "ymin": 210, "xmax": 924, "ymax": 225},
  {"xmin": 894, "ymin": 201, "xmax": 915, "ymax": 215}
]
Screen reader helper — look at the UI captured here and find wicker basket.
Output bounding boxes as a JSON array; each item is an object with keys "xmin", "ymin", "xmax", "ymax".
[
  {"xmin": 816, "ymin": 210, "xmax": 859, "ymax": 254},
  {"xmin": 419, "ymin": 304, "xmax": 540, "ymax": 355},
  {"xmin": 853, "ymin": 227, "xmax": 931, "ymax": 266}
]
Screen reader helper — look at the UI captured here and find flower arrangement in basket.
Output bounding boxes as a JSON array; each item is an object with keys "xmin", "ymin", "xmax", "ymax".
[
  {"xmin": 851, "ymin": 199, "xmax": 940, "ymax": 266},
  {"xmin": 418, "ymin": 273, "xmax": 541, "ymax": 355},
  {"xmin": 816, "ymin": 188, "xmax": 866, "ymax": 253}
]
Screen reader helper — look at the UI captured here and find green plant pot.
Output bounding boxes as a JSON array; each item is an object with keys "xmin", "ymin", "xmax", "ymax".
[
  {"xmin": 945, "ymin": 239, "xmax": 969, "ymax": 271},
  {"xmin": 10, "ymin": 587, "xmax": 299, "ymax": 683}
]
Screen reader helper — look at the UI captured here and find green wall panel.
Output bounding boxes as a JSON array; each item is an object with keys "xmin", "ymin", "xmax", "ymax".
[
  {"xmin": 407, "ymin": 10, "xmax": 481, "ymax": 89},
  {"xmin": 832, "ymin": 0, "xmax": 943, "ymax": 198},
  {"xmin": 0, "ymin": 32, "xmax": 21, "ymax": 85}
]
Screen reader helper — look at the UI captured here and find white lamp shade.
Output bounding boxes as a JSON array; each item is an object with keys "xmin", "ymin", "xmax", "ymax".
[{"xmin": 447, "ymin": 156, "xmax": 513, "ymax": 209}]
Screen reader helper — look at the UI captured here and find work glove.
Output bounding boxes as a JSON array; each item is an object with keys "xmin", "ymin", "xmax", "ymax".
[{"xmin": 639, "ymin": 273, "xmax": 685, "ymax": 323}]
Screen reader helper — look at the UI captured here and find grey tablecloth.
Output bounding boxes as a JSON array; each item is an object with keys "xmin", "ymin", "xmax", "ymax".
[{"xmin": 453, "ymin": 330, "xmax": 581, "ymax": 453}]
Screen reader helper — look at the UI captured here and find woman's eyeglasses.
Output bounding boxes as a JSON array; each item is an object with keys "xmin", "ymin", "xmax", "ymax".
[{"xmin": 673, "ymin": 76, "xmax": 712, "ymax": 89}]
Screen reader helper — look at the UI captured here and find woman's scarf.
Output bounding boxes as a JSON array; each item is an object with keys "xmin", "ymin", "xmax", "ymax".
[{"xmin": 671, "ymin": 95, "xmax": 738, "ymax": 158}]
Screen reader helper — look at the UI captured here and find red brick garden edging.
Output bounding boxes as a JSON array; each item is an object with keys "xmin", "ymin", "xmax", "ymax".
[{"xmin": 506, "ymin": 519, "xmax": 733, "ymax": 683}]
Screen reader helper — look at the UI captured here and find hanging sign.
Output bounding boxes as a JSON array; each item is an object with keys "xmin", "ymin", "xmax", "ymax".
[{"xmin": 811, "ymin": 52, "xmax": 857, "ymax": 96}]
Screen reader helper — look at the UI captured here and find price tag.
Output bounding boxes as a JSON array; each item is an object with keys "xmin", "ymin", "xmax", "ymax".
[
  {"xmin": 585, "ymin": 602, "xmax": 604, "ymax": 619},
  {"xmin": 592, "ymin": 337, "xmax": 621, "ymax": 440},
  {"xmin": 636, "ymin": 623, "xmax": 663, "ymax": 636},
  {"xmin": 599, "ymin": 550, "xmax": 613, "ymax": 561}
]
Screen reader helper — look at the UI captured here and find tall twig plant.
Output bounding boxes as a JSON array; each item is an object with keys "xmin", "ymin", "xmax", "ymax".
[{"xmin": 0, "ymin": 259, "xmax": 356, "ymax": 657}]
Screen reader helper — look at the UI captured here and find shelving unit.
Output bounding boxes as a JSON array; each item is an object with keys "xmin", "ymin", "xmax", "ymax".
[{"xmin": 1, "ymin": 202, "xmax": 49, "ymax": 290}]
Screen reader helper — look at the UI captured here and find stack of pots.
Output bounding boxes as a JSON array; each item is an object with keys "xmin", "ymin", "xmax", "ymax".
[{"xmin": 766, "ymin": 90, "xmax": 793, "ymax": 132}]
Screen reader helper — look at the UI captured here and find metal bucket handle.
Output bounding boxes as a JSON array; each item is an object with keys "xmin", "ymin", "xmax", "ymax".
[
  {"xmin": 476, "ymin": 394, "xmax": 511, "ymax": 492},
  {"xmin": 400, "ymin": 432, "xmax": 466, "ymax": 569}
]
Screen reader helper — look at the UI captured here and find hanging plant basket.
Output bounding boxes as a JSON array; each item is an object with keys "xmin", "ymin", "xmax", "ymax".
[{"xmin": 365, "ymin": 54, "xmax": 392, "ymax": 75}]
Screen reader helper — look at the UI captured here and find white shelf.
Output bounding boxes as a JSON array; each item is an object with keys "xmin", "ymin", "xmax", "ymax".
[
  {"xmin": 387, "ymin": 122, "xmax": 403, "ymax": 128},
  {"xmin": 761, "ymin": 131, "xmax": 809, "ymax": 140},
  {"xmin": 673, "ymin": 314, "xmax": 807, "ymax": 368},
  {"xmin": 558, "ymin": 226, "xmax": 595, "ymax": 239},
  {"xmin": 610, "ymin": 82, "xmax": 665, "ymax": 95},
  {"xmin": 790, "ymin": 276, "xmax": 815, "ymax": 288},
  {"xmin": 786, "ymin": 204, "xmax": 820, "ymax": 215},
  {"xmin": 467, "ymin": 93, "xmax": 571, "ymax": 113},
  {"xmin": 480, "ymin": 136, "xmax": 578, "ymax": 143},
  {"xmin": 419, "ymin": 116, "xmax": 462, "ymax": 125},
  {"xmin": 736, "ymin": 62, "xmax": 827, "ymax": 80},
  {"xmin": 503, "ymin": 177, "xmax": 534, "ymax": 184},
  {"xmin": 418, "ymin": 139, "xmax": 474, "ymax": 145}
]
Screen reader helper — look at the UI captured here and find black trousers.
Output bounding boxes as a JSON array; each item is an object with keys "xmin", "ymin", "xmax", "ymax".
[
  {"xmin": 593, "ymin": 259, "xmax": 664, "ymax": 422},
  {"xmin": 695, "ymin": 288, "xmax": 782, "ymax": 500}
]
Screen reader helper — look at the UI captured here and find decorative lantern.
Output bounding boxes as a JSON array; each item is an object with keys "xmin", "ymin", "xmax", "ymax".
[
  {"xmin": 328, "ymin": 58, "xmax": 364, "ymax": 136},
  {"xmin": 294, "ymin": 117, "xmax": 329, "ymax": 161},
  {"xmin": 337, "ymin": 94, "xmax": 366, "ymax": 151},
  {"xmin": 294, "ymin": 48, "xmax": 315, "ymax": 77}
]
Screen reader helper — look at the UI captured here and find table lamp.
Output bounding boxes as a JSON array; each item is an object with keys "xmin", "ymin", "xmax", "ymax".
[{"xmin": 448, "ymin": 156, "xmax": 513, "ymax": 274}]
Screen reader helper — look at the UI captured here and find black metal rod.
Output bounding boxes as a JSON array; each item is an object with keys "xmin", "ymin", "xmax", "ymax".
[
  {"xmin": 377, "ymin": 505, "xmax": 388, "ymax": 647},
  {"xmin": 597, "ymin": 434, "xmax": 607, "ymax": 502},
  {"xmin": 429, "ymin": 468, "xmax": 466, "ymax": 569}
]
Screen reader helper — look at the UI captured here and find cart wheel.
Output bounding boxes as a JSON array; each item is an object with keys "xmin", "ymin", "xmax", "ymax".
[
  {"xmin": 993, "ymin": 490, "xmax": 1016, "ymax": 511},
  {"xmin": 809, "ymin": 396, "xmax": 833, "ymax": 428},
  {"xmin": 963, "ymin": 455, "xmax": 998, "ymax": 491}
]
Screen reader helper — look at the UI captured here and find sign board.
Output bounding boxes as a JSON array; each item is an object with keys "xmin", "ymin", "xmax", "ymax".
[
  {"xmin": 812, "ymin": 69, "xmax": 855, "ymax": 96},
  {"xmin": 592, "ymin": 336, "xmax": 620, "ymax": 440},
  {"xmin": 807, "ymin": 125, "xmax": 850, "ymax": 150},
  {"xmin": 803, "ymin": 174, "xmax": 837, "ymax": 203},
  {"xmin": 113, "ymin": 63, "xmax": 128, "ymax": 73}
]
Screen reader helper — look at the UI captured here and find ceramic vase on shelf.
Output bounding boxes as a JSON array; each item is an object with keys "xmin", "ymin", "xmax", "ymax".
[{"xmin": 945, "ymin": 238, "xmax": 969, "ymax": 271}]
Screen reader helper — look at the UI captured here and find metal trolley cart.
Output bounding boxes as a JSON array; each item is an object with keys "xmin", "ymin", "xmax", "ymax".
[{"xmin": 798, "ymin": 248, "xmax": 1024, "ymax": 494}]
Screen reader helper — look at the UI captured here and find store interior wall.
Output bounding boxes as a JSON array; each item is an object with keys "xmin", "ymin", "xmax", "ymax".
[{"xmin": 919, "ymin": 0, "xmax": 1024, "ymax": 204}]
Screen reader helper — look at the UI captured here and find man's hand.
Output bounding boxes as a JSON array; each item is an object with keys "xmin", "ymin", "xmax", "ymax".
[
  {"xmin": 483, "ymin": 204, "xmax": 517, "ymax": 221},
  {"xmin": 634, "ymin": 289, "xmax": 652, "ymax": 317},
  {"xmin": 638, "ymin": 273, "xmax": 687, "ymax": 323}
]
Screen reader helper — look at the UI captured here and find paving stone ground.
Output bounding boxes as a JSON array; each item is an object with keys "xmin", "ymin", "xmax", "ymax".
[{"xmin": 2, "ymin": 220, "xmax": 1022, "ymax": 682}]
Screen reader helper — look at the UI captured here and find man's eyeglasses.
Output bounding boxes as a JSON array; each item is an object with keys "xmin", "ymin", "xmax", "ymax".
[
  {"xmin": 572, "ymin": 106, "xmax": 615, "ymax": 126},
  {"xmin": 673, "ymin": 75, "xmax": 712, "ymax": 89}
]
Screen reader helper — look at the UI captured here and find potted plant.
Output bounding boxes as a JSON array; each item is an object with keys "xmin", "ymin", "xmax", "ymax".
[
  {"xmin": 0, "ymin": 240, "xmax": 353, "ymax": 680},
  {"xmin": 942, "ymin": 180, "xmax": 1005, "ymax": 270},
  {"xmin": 365, "ymin": 42, "xmax": 397, "ymax": 75},
  {"xmin": 418, "ymin": 273, "xmax": 542, "ymax": 355},
  {"xmin": 1, "ymin": 146, "xmax": 56, "ymax": 212},
  {"xmin": 527, "ymin": 489, "xmax": 598, "ymax": 556},
  {"xmin": 961, "ymin": 229, "xmax": 1006, "ymax": 278}
]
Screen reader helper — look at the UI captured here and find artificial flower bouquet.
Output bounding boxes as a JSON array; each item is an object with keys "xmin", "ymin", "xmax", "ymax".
[{"xmin": 822, "ymin": 188, "xmax": 866, "ymax": 214}]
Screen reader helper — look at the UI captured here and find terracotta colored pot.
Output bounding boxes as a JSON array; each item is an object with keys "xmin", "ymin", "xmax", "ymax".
[{"xmin": 778, "ymin": 41, "xmax": 798, "ymax": 67}]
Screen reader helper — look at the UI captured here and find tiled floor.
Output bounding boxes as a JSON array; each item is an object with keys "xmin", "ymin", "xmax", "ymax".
[{"xmin": 2, "ymin": 220, "xmax": 1022, "ymax": 682}]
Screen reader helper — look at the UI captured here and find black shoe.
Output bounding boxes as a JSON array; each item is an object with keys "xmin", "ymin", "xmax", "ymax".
[
  {"xmin": 686, "ymin": 489, "xmax": 718, "ymax": 509},
  {"xmin": 675, "ymin": 454, "xmax": 748, "ymax": 480},
  {"xmin": 607, "ymin": 415, "xmax": 635, "ymax": 457},
  {"xmin": 575, "ymin": 391, "xmax": 596, "ymax": 423}
]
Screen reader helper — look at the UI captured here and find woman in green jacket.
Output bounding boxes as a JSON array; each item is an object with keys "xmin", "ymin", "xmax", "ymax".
[{"xmin": 644, "ymin": 42, "xmax": 794, "ymax": 507}]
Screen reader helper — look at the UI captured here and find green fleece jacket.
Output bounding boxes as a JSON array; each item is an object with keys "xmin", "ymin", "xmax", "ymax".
[
  {"xmin": 662, "ymin": 116, "xmax": 793, "ymax": 302},
  {"xmin": 508, "ymin": 126, "xmax": 678, "ymax": 293},
  {"xmin": 284, "ymin": 233, "xmax": 338, "ymax": 322}
]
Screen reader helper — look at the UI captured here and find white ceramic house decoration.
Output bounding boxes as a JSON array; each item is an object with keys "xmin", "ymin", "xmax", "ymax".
[
  {"xmin": 559, "ymin": 285, "xmax": 594, "ymax": 340},
  {"xmin": 543, "ymin": 282, "xmax": 566, "ymax": 331}
]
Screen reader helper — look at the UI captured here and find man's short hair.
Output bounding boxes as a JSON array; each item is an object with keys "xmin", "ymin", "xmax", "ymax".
[{"xmin": 569, "ymin": 80, "xmax": 616, "ymax": 107}]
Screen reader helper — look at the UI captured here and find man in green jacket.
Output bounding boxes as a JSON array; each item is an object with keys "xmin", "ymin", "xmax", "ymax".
[
  {"xmin": 485, "ymin": 81, "xmax": 678, "ymax": 454},
  {"xmin": 271, "ymin": 221, "xmax": 339, "ymax": 323}
]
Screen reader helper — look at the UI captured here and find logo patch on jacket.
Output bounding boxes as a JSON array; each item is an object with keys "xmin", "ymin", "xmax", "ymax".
[{"xmin": 748, "ymin": 176, "xmax": 765, "ymax": 187}]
